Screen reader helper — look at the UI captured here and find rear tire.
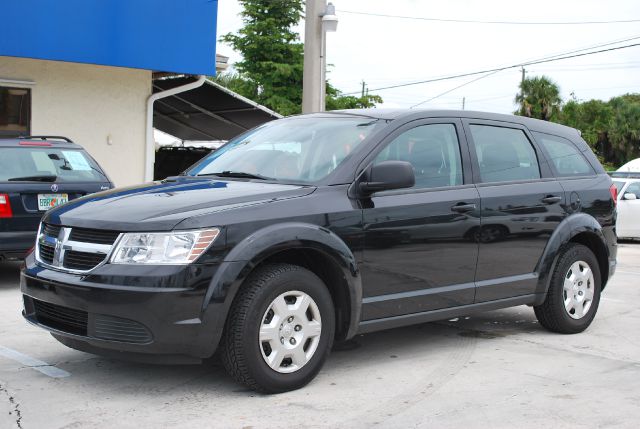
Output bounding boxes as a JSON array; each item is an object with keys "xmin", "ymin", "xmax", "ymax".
[
  {"xmin": 534, "ymin": 243, "xmax": 601, "ymax": 334},
  {"xmin": 220, "ymin": 263, "xmax": 335, "ymax": 393}
]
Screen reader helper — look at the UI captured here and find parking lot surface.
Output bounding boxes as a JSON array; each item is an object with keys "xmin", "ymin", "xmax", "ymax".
[{"xmin": 1, "ymin": 244, "xmax": 639, "ymax": 429}]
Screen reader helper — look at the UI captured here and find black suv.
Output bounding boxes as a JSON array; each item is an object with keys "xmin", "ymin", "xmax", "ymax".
[
  {"xmin": 20, "ymin": 111, "xmax": 617, "ymax": 393},
  {"xmin": 1, "ymin": 136, "xmax": 113, "ymax": 261}
]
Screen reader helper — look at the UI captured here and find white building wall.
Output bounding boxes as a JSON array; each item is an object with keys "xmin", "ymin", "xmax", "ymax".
[{"xmin": 0, "ymin": 57, "xmax": 151, "ymax": 187}]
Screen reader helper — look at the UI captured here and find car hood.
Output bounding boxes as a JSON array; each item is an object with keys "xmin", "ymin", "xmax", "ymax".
[{"xmin": 44, "ymin": 177, "xmax": 316, "ymax": 231}]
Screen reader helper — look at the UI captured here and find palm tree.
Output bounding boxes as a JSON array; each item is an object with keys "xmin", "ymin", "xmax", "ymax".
[{"xmin": 515, "ymin": 76, "xmax": 562, "ymax": 121}]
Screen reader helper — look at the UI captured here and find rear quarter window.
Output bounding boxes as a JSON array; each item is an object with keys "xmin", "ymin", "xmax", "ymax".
[{"xmin": 532, "ymin": 132, "xmax": 595, "ymax": 177}]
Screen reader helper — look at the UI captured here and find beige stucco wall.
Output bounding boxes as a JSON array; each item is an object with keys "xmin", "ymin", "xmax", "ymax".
[{"xmin": 0, "ymin": 56, "xmax": 151, "ymax": 187}]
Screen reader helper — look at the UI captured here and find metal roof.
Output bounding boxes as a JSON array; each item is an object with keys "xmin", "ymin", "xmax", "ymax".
[{"xmin": 152, "ymin": 76, "xmax": 282, "ymax": 141}]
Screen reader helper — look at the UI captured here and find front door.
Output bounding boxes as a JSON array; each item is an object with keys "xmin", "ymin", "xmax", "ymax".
[{"xmin": 360, "ymin": 119, "xmax": 480, "ymax": 320}]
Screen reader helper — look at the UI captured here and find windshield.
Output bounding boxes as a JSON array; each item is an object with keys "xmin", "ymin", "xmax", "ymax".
[
  {"xmin": 0, "ymin": 147, "xmax": 107, "ymax": 182},
  {"xmin": 187, "ymin": 116, "xmax": 384, "ymax": 183}
]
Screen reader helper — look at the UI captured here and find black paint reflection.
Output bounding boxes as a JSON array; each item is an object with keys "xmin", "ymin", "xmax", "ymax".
[{"xmin": 360, "ymin": 187, "xmax": 480, "ymax": 319}]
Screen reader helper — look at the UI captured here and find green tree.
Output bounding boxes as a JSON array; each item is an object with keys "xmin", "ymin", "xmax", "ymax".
[
  {"xmin": 219, "ymin": 0, "xmax": 382, "ymax": 115},
  {"xmin": 220, "ymin": 0, "xmax": 304, "ymax": 116},
  {"xmin": 515, "ymin": 75, "xmax": 562, "ymax": 121},
  {"xmin": 607, "ymin": 94, "xmax": 640, "ymax": 164},
  {"xmin": 325, "ymin": 82, "xmax": 383, "ymax": 110},
  {"xmin": 553, "ymin": 94, "xmax": 640, "ymax": 167}
]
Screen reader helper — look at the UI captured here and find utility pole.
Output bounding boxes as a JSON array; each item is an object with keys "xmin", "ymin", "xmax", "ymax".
[
  {"xmin": 302, "ymin": 0, "xmax": 327, "ymax": 113},
  {"xmin": 361, "ymin": 80, "xmax": 366, "ymax": 98},
  {"xmin": 462, "ymin": 97, "xmax": 465, "ymax": 110},
  {"xmin": 521, "ymin": 67, "xmax": 526, "ymax": 84}
]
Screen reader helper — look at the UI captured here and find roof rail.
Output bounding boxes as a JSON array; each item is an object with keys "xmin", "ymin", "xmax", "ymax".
[
  {"xmin": 609, "ymin": 171, "xmax": 640, "ymax": 179},
  {"xmin": 17, "ymin": 135, "xmax": 74, "ymax": 143}
]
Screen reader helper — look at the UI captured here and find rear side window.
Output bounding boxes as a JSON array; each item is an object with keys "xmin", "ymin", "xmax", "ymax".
[
  {"xmin": 375, "ymin": 123, "xmax": 463, "ymax": 189},
  {"xmin": 532, "ymin": 132, "xmax": 594, "ymax": 177},
  {"xmin": 0, "ymin": 147, "xmax": 106, "ymax": 182},
  {"xmin": 469, "ymin": 125, "xmax": 540, "ymax": 183}
]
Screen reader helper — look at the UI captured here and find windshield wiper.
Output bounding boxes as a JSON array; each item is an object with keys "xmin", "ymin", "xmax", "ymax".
[
  {"xmin": 8, "ymin": 175, "xmax": 57, "ymax": 182},
  {"xmin": 197, "ymin": 171, "xmax": 272, "ymax": 180}
]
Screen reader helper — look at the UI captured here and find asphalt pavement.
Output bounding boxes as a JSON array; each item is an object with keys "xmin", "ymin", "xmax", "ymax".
[{"xmin": 1, "ymin": 243, "xmax": 639, "ymax": 429}]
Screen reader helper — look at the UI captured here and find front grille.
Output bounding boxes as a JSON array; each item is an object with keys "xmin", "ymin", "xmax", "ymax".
[
  {"xmin": 42, "ymin": 223, "xmax": 61, "ymax": 238},
  {"xmin": 39, "ymin": 244, "xmax": 55, "ymax": 264},
  {"xmin": 33, "ymin": 299, "xmax": 88, "ymax": 336},
  {"xmin": 69, "ymin": 227, "xmax": 120, "ymax": 245},
  {"xmin": 63, "ymin": 250, "xmax": 106, "ymax": 271},
  {"xmin": 94, "ymin": 314, "xmax": 153, "ymax": 344},
  {"xmin": 37, "ymin": 225, "xmax": 120, "ymax": 272}
]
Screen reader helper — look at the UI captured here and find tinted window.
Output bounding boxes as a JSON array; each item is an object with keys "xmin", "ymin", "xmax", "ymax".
[
  {"xmin": 375, "ymin": 123, "xmax": 463, "ymax": 189},
  {"xmin": 0, "ymin": 147, "xmax": 106, "ymax": 182},
  {"xmin": 470, "ymin": 125, "xmax": 540, "ymax": 183},
  {"xmin": 533, "ymin": 132, "xmax": 594, "ymax": 177}
]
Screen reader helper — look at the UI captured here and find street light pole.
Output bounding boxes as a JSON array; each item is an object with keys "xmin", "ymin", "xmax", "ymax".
[{"xmin": 302, "ymin": 0, "xmax": 326, "ymax": 113}]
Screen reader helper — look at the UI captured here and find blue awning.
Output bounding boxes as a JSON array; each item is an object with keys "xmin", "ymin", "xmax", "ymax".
[{"xmin": 0, "ymin": 0, "xmax": 218, "ymax": 75}]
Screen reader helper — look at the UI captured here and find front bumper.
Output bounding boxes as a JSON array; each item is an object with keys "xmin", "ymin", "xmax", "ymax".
[{"xmin": 20, "ymin": 253, "xmax": 226, "ymax": 362}]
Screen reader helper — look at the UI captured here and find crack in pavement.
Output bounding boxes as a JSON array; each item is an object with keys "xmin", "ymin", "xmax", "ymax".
[{"xmin": 0, "ymin": 382, "xmax": 23, "ymax": 429}]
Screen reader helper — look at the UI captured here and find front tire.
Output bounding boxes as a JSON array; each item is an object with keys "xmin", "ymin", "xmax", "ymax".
[
  {"xmin": 534, "ymin": 243, "xmax": 601, "ymax": 334},
  {"xmin": 221, "ymin": 263, "xmax": 335, "ymax": 393}
]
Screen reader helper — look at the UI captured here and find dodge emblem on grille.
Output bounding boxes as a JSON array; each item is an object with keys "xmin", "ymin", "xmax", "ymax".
[{"xmin": 51, "ymin": 183, "xmax": 59, "ymax": 192}]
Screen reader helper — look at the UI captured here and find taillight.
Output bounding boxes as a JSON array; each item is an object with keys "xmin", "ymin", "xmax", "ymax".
[
  {"xmin": 0, "ymin": 194, "xmax": 13, "ymax": 218},
  {"xmin": 610, "ymin": 184, "xmax": 618, "ymax": 207}
]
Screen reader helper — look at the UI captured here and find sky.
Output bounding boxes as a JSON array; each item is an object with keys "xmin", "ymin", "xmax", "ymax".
[{"xmin": 214, "ymin": 0, "xmax": 640, "ymax": 114}]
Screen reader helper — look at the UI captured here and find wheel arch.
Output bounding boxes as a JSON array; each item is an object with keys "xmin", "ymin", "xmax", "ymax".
[
  {"xmin": 534, "ymin": 213, "xmax": 611, "ymax": 304},
  {"xmin": 202, "ymin": 222, "xmax": 362, "ymax": 352}
]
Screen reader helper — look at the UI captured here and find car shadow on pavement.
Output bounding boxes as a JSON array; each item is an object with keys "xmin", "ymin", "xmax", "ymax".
[{"xmin": 30, "ymin": 305, "xmax": 544, "ymax": 398}]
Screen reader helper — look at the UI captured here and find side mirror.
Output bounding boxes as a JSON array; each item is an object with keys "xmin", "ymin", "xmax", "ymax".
[
  {"xmin": 623, "ymin": 192, "xmax": 637, "ymax": 200},
  {"xmin": 359, "ymin": 161, "xmax": 415, "ymax": 195}
]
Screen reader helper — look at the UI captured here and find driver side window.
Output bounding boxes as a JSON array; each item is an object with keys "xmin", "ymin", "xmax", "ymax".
[{"xmin": 374, "ymin": 123, "xmax": 463, "ymax": 189}]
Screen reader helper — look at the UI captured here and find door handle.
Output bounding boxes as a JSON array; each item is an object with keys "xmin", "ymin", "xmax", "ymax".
[
  {"xmin": 541, "ymin": 195, "xmax": 562, "ymax": 204},
  {"xmin": 451, "ymin": 203, "xmax": 477, "ymax": 213}
]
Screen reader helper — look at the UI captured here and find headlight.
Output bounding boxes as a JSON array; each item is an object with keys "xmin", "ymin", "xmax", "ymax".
[{"xmin": 110, "ymin": 228, "xmax": 220, "ymax": 265}]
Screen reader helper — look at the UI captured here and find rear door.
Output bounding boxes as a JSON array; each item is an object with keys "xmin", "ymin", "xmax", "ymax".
[
  {"xmin": 360, "ymin": 118, "xmax": 480, "ymax": 320},
  {"xmin": 463, "ymin": 120, "xmax": 567, "ymax": 302}
]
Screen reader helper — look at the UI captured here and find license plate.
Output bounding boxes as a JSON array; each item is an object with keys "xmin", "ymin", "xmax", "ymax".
[{"xmin": 38, "ymin": 194, "xmax": 69, "ymax": 211}]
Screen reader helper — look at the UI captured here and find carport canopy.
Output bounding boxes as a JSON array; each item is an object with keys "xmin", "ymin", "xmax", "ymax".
[{"xmin": 152, "ymin": 75, "xmax": 282, "ymax": 141}]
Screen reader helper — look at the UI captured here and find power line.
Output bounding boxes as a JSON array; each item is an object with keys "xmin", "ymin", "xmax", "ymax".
[
  {"xmin": 411, "ymin": 70, "xmax": 502, "ymax": 108},
  {"xmin": 344, "ymin": 42, "xmax": 640, "ymax": 94},
  {"xmin": 338, "ymin": 10, "xmax": 640, "ymax": 25},
  {"xmin": 528, "ymin": 65, "xmax": 640, "ymax": 72},
  {"xmin": 342, "ymin": 35, "xmax": 640, "ymax": 93},
  {"xmin": 520, "ymin": 35, "xmax": 640, "ymax": 63},
  {"xmin": 338, "ymin": 35, "xmax": 640, "ymax": 93}
]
